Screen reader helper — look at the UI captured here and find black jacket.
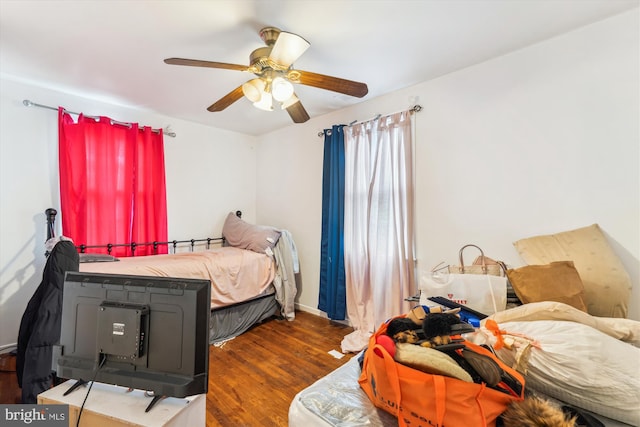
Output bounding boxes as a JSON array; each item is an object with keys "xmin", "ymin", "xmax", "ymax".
[{"xmin": 16, "ymin": 239, "xmax": 79, "ymax": 403}]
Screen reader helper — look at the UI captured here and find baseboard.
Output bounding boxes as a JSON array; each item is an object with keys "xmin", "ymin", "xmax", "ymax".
[
  {"xmin": 294, "ymin": 302, "xmax": 324, "ymax": 317},
  {"xmin": 0, "ymin": 343, "xmax": 17, "ymax": 354},
  {"xmin": 294, "ymin": 303, "xmax": 351, "ymax": 327}
]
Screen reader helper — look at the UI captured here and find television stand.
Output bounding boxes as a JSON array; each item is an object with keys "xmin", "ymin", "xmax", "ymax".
[
  {"xmin": 142, "ymin": 391, "xmax": 166, "ymax": 413},
  {"xmin": 62, "ymin": 378, "xmax": 88, "ymax": 396},
  {"xmin": 38, "ymin": 379, "xmax": 205, "ymax": 427}
]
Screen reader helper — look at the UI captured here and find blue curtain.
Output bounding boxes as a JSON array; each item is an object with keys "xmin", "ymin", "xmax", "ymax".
[{"xmin": 318, "ymin": 125, "xmax": 346, "ymax": 320}]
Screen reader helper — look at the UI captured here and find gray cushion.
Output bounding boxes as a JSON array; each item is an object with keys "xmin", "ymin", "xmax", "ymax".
[
  {"xmin": 222, "ymin": 212, "xmax": 280, "ymax": 254},
  {"xmin": 79, "ymin": 253, "xmax": 119, "ymax": 263}
]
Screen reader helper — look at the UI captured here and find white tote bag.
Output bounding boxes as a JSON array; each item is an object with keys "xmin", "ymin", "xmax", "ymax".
[{"xmin": 419, "ymin": 271, "xmax": 507, "ymax": 316}]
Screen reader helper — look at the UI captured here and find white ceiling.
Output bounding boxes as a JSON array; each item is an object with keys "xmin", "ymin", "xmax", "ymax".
[{"xmin": 1, "ymin": 0, "xmax": 637, "ymax": 136}]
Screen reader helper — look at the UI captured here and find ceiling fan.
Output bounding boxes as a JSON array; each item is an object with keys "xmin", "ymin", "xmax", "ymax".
[{"xmin": 164, "ymin": 27, "xmax": 368, "ymax": 123}]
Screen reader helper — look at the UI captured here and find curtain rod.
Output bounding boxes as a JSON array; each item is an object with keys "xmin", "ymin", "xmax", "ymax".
[
  {"xmin": 317, "ymin": 104, "xmax": 422, "ymax": 137},
  {"xmin": 23, "ymin": 100, "xmax": 176, "ymax": 138}
]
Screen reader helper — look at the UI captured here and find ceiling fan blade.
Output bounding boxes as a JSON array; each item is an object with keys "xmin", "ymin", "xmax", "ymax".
[
  {"xmin": 294, "ymin": 70, "xmax": 368, "ymax": 98},
  {"xmin": 285, "ymin": 99, "xmax": 310, "ymax": 123},
  {"xmin": 269, "ymin": 31, "xmax": 310, "ymax": 68},
  {"xmin": 164, "ymin": 58, "xmax": 249, "ymax": 72},
  {"xmin": 207, "ymin": 86, "xmax": 245, "ymax": 112}
]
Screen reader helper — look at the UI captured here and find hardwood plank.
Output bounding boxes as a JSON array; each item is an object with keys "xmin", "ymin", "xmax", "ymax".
[{"xmin": 206, "ymin": 311, "xmax": 355, "ymax": 426}]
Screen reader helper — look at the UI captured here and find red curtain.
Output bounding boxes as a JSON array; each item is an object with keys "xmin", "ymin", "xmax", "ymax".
[{"xmin": 58, "ymin": 108, "xmax": 168, "ymax": 256}]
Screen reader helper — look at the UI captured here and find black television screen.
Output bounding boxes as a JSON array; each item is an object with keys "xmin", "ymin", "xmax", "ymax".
[{"xmin": 55, "ymin": 271, "xmax": 210, "ymax": 406}]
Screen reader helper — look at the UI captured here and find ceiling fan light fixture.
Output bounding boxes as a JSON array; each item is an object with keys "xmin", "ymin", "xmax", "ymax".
[
  {"xmin": 272, "ymin": 77, "xmax": 294, "ymax": 102},
  {"xmin": 253, "ymin": 92, "xmax": 273, "ymax": 111},
  {"xmin": 242, "ymin": 78, "xmax": 266, "ymax": 103}
]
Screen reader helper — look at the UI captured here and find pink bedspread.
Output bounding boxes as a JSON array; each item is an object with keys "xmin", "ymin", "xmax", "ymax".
[{"xmin": 79, "ymin": 247, "xmax": 276, "ymax": 309}]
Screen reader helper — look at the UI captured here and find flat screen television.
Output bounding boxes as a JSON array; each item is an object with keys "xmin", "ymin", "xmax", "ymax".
[{"xmin": 54, "ymin": 271, "xmax": 211, "ymax": 410}]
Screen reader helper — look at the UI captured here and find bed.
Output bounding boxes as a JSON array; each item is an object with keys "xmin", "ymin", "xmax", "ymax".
[
  {"xmin": 288, "ymin": 224, "xmax": 640, "ymax": 427},
  {"xmin": 47, "ymin": 209, "xmax": 297, "ymax": 344}
]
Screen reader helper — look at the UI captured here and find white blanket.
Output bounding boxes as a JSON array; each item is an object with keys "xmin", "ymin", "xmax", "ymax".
[{"xmin": 484, "ymin": 302, "xmax": 640, "ymax": 425}]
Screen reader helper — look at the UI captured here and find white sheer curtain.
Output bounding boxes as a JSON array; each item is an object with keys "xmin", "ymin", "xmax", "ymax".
[{"xmin": 341, "ymin": 110, "xmax": 416, "ymax": 353}]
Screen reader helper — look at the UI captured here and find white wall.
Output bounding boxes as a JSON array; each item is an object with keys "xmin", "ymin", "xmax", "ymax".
[
  {"xmin": 256, "ymin": 10, "xmax": 640, "ymax": 320},
  {"xmin": 0, "ymin": 79, "xmax": 258, "ymax": 349}
]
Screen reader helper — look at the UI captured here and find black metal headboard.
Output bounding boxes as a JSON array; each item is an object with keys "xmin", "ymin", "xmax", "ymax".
[
  {"xmin": 45, "ymin": 208, "xmax": 57, "ymax": 241},
  {"xmin": 45, "ymin": 208, "xmax": 241, "ymax": 255}
]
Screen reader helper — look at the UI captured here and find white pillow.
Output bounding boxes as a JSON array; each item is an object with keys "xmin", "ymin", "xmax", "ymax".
[
  {"xmin": 494, "ymin": 320, "xmax": 640, "ymax": 425},
  {"xmin": 487, "ymin": 301, "xmax": 640, "ymax": 346}
]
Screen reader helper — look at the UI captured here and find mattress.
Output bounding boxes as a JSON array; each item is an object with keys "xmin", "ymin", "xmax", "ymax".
[
  {"xmin": 288, "ymin": 351, "xmax": 633, "ymax": 427},
  {"xmin": 289, "ymin": 353, "xmax": 395, "ymax": 427},
  {"xmin": 79, "ymin": 246, "xmax": 276, "ymax": 309}
]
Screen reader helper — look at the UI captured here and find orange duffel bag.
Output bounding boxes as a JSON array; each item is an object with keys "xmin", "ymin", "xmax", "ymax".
[{"xmin": 358, "ymin": 315, "xmax": 525, "ymax": 427}]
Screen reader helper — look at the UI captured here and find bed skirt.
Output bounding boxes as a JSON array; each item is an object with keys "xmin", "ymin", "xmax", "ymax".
[{"xmin": 210, "ymin": 293, "xmax": 279, "ymax": 345}]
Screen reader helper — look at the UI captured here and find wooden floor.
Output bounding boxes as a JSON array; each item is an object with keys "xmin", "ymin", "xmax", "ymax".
[
  {"xmin": 0, "ymin": 351, "xmax": 20, "ymax": 404},
  {"xmin": 207, "ymin": 311, "xmax": 355, "ymax": 426},
  {"xmin": 1, "ymin": 311, "xmax": 355, "ymax": 426}
]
